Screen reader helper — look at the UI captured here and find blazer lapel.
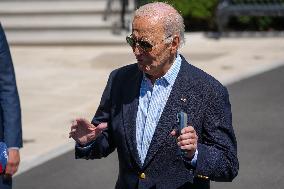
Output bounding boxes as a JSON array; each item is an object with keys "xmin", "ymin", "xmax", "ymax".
[
  {"xmin": 122, "ymin": 68, "xmax": 143, "ymax": 168},
  {"xmin": 143, "ymin": 60, "xmax": 195, "ymax": 167}
]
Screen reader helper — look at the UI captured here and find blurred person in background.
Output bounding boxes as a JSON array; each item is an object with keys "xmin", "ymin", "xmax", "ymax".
[
  {"xmin": 0, "ymin": 23, "xmax": 23, "ymax": 189},
  {"xmin": 69, "ymin": 2, "xmax": 238, "ymax": 189}
]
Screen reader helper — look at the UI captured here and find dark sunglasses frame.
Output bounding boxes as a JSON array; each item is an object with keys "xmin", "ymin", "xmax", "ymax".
[{"xmin": 126, "ymin": 35, "xmax": 153, "ymax": 52}]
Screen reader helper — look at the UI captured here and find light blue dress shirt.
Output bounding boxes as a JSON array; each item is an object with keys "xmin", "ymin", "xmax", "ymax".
[{"xmin": 136, "ymin": 54, "xmax": 198, "ymax": 166}]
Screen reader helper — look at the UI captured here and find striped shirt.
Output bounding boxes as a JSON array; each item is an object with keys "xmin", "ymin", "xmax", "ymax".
[{"xmin": 136, "ymin": 54, "xmax": 182, "ymax": 164}]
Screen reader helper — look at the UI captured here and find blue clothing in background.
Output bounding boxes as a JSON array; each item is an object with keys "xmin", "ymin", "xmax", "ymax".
[{"xmin": 0, "ymin": 23, "xmax": 23, "ymax": 189}]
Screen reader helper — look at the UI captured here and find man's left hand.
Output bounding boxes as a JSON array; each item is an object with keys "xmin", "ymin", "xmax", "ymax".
[
  {"xmin": 5, "ymin": 149, "xmax": 20, "ymax": 176},
  {"xmin": 171, "ymin": 126, "xmax": 198, "ymax": 159}
]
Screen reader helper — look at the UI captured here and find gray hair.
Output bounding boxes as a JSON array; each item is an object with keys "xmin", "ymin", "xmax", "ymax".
[{"xmin": 134, "ymin": 2, "xmax": 185, "ymax": 47}]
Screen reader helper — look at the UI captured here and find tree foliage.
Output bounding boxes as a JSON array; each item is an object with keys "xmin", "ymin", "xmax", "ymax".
[{"xmin": 146, "ymin": 0, "xmax": 284, "ymax": 31}]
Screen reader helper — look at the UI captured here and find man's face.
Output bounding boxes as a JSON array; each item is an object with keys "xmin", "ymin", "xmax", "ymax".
[{"xmin": 131, "ymin": 17, "xmax": 173, "ymax": 79}]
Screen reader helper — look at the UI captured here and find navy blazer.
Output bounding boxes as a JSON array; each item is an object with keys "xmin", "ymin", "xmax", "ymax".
[
  {"xmin": 76, "ymin": 56, "xmax": 239, "ymax": 189},
  {"xmin": 0, "ymin": 24, "xmax": 22, "ymax": 148}
]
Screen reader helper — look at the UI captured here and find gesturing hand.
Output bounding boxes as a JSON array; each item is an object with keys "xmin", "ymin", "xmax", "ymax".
[{"xmin": 69, "ymin": 118, "xmax": 107, "ymax": 145}]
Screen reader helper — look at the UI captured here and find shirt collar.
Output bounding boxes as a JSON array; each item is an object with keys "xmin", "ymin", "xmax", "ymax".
[{"xmin": 162, "ymin": 53, "xmax": 181, "ymax": 86}]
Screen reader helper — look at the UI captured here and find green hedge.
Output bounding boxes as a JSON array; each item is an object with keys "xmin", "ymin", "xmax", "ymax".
[
  {"xmin": 154, "ymin": 0, "xmax": 218, "ymax": 31},
  {"xmin": 143, "ymin": 0, "xmax": 284, "ymax": 31},
  {"xmin": 140, "ymin": 0, "xmax": 218, "ymax": 19}
]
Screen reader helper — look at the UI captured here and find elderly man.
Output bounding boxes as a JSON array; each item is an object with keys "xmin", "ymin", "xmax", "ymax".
[
  {"xmin": 0, "ymin": 24, "xmax": 22, "ymax": 189},
  {"xmin": 69, "ymin": 2, "xmax": 238, "ymax": 189}
]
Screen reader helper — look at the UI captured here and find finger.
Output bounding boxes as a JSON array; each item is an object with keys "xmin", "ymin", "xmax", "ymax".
[
  {"xmin": 69, "ymin": 127, "xmax": 81, "ymax": 139},
  {"xmin": 178, "ymin": 132, "xmax": 195, "ymax": 141},
  {"xmin": 76, "ymin": 118, "xmax": 89, "ymax": 125},
  {"xmin": 178, "ymin": 139, "xmax": 196, "ymax": 146},
  {"xmin": 75, "ymin": 117, "xmax": 84, "ymax": 122},
  {"xmin": 5, "ymin": 164, "xmax": 12, "ymax": 175},
  {"xmin": 12, "ymin": 164, "xmax": 19, "ymax": 175},
  {"xmin": 71, "ymin": 119, "xmax": 77, "ymax": 126},
  {"xmin": 180, "ymin": 143, "xmax": 196, "ymax": 150},
  {"xmin": 76, "ymin": 118, "xmax": 94, "ymax": 129},
  {"xmin": 5, "ymin": 162, "xmax": 18, "ymax": 176},
  {"xmin": 69, "ymin": 120, "xmax": 77, "ymax": 138},
  {"xmin": 69, "ymin": 131, "xmax": 76, "ymax": 138},
  {"xmin": 181, "ymin": 126, "xmax": 195, "ymax": 134},
  {"xmin": 170, "ymin": 129, "xmax": 177, "ymax": 136},
  {"xmin": 96, "ymin": 122, "xmax": 108, "ymax": 132},
  {"xmin": 70, "ymin": 125, "xmax": 77, "ymax": 131},
  {"xmin": 178, "ymin": 139, "xmax": 190, "ymax": 146},
  {"xmin": 69, "ymin": 126, "xmax": 77, "ymax": 135}
]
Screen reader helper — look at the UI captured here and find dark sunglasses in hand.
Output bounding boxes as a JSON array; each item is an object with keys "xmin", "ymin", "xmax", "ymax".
[{"xmin": 126, "ymin": 35, "xmax": 153, "ymax": 52}]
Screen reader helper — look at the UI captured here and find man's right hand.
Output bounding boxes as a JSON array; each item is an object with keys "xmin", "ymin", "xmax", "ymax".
[{"xmin": 69, "ymin": 118, "xmax": 107, "ymax": 145}]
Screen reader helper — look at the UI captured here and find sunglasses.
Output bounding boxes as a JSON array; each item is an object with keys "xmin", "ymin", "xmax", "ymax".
[{"xmin": 126, "ymin": 35, "xmax": 153, "ymax": 52}]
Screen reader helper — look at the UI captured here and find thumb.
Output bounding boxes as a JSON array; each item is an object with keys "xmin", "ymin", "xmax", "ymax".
[
  {"xmin": 96, "ymin": 122, "xmax": 108, "ymax": 132},
  {"xmin": 170, "ymin": 129, "xmax": 177, "ymax": 136}
]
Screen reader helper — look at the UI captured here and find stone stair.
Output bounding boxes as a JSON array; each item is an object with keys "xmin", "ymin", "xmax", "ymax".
[{"xmin": 0, "ymin": 0, "xmax": 134, "ymax": 45}]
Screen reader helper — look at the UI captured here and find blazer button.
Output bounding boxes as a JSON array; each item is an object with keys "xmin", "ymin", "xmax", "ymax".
[
  {"xmin": 139, "ymin": 172, "xmax": 146, "ymax": 179},
  {"xmin": 197, "ymin": 174, "xmax": 209, "ymax": 180}
]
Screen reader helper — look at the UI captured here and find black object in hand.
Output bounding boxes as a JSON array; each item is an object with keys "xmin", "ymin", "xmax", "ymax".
[{"xmin": 176, "ymin": 112, "xmax": 188, "ymax": 156}]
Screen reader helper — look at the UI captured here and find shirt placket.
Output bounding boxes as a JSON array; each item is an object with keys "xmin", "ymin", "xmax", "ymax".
[{"xmin": 140, "ymin": 81, "xmax": 162, "ymax": 163}]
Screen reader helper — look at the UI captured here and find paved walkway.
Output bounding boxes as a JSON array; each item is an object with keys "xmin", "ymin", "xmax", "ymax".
[{"xmin": 9, "ymin": 33, "xmax": 284, "ymax": 174}]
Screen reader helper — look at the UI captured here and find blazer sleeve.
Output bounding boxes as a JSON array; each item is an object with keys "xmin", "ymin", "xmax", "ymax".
[
  {"xmin": 0, "ymin": 24, "xmax": 22, "ymax": 148},
  {"xmin": 195, "ymin": 85, "xmax": 239, "ymax": 181},
  {"xmin": 75, "ymin": 70, "xmax": 118, "ymax": 159}
]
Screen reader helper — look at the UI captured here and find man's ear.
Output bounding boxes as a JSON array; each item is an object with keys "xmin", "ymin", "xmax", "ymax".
[{"xmin": 170, "ymin": 35, "xmax": 180, "ymax": 53}]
